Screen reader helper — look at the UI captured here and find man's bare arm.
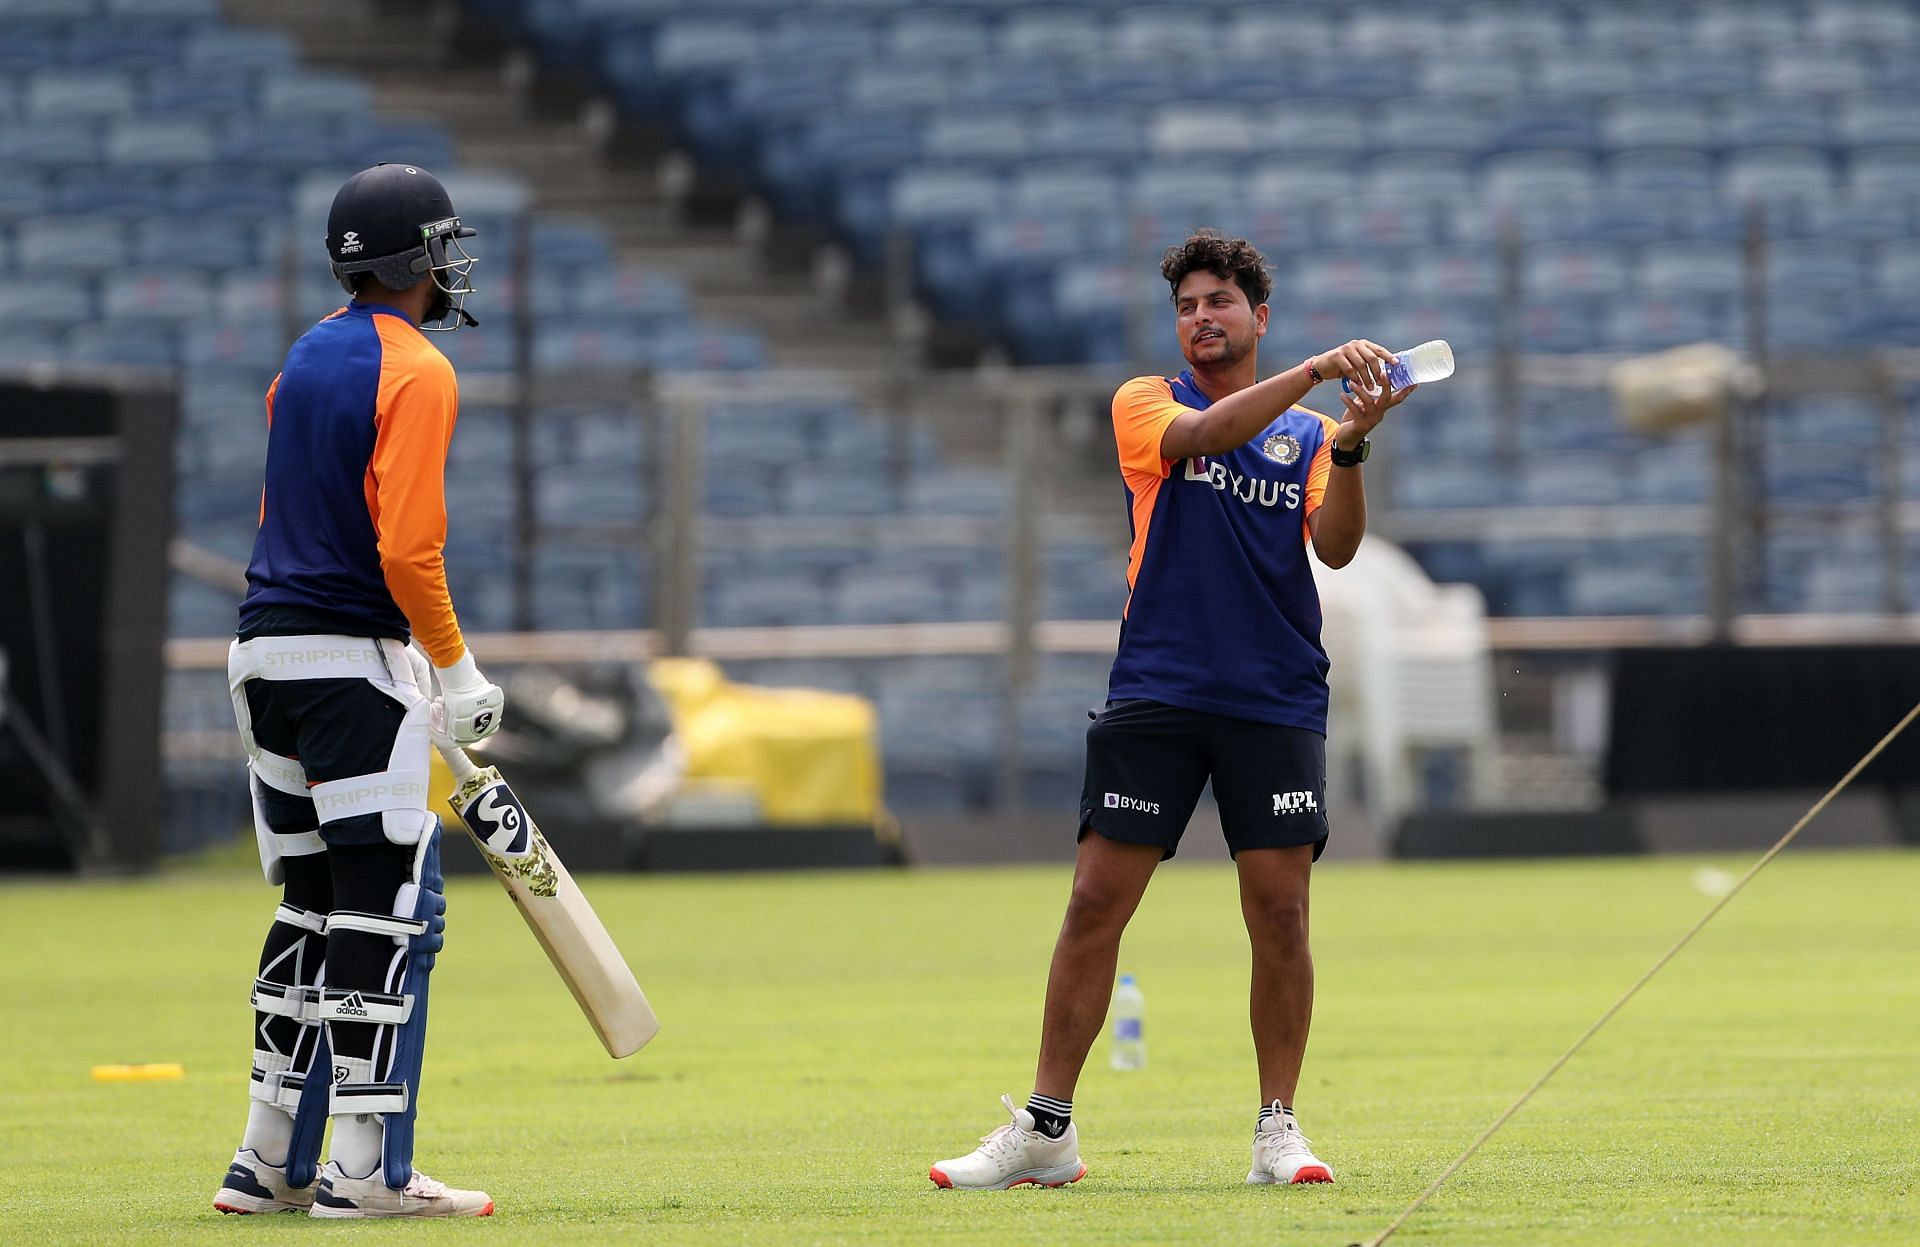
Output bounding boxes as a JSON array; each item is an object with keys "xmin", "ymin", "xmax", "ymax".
[{"xmin": 1160, "ymin": 340, "xmax": 1398, "ymax": 461}]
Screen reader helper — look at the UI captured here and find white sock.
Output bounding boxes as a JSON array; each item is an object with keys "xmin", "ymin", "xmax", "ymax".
[
  {"xmin": 241, "ymin": 1101, "xmax": 294, "ymax": 1168},
  {"xmin": 330, "ymin": 1113, "xmax": 383, "ymax": 1180}
]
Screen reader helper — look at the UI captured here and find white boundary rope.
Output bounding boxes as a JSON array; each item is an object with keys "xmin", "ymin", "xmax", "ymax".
[{"xmin": 1353, "ymin": 699, "xmax": 1920, "ymax": 1247}]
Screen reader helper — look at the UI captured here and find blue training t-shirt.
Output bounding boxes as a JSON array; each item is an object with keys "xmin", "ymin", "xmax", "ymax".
[{"xmin": 1104, "ymin": 369, "xmax": 1341, "ymax": 734}]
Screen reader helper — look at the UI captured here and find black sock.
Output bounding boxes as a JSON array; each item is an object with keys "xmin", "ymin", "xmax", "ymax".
[
  {"xmin": 1026, "ymin": 1094, "xmax": 1072, "ymax": 1139},
  {"xmin": 1257, "ymin": 1102, "xmax": 1294, "ymax": 1134}
]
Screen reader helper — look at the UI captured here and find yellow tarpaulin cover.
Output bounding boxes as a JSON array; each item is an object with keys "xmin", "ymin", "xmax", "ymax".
[{"xmin": 649, "ymin": 657, "xmax": 882, "ymax": 827}]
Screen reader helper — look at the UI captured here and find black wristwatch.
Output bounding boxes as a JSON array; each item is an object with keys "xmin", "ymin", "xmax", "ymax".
[{"xmin": 1330, "ymin": 438, "xmax": 1370, "ymax": 467}]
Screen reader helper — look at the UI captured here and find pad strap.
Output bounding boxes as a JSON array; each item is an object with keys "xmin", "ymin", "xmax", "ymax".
[
  {"xmin": 317, "ymin": 986, "xmax": 414, "ymax": 1026},
  {"xmin": 274, "ymin": 903, "xmax": 327, "ymax": 934},
  {"xmin": 250, "ymin": 748, "xmax": 309, "ymax": 797},
  {"xmin": 250, "ymin": 979, "xmax": 317, "ymax": 1020},
  {"xmin": 232, "ymin": 636, "xmax": 406, "ymax": 683},
  {"xmin": 331, "ymin": 1082, "xmax": 409, "ymax": 1116},
  {"xmin": 250, "ymin": 1064, "xmax": 308, "ymax": 1112},
  {"xmin": 324, "ymin": 910, "xmax": 429, "ymax": 942},
  {"xmin": 310, "ymin": 772, "xmax": 432, "ymax": 824}
]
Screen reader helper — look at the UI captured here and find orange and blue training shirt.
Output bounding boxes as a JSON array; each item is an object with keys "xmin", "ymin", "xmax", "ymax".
[
  {"xmin": 1104, "ymin": 370, "xmax": 1340, "ymax": 734},
  {"xmin": 237, "ymin": 299, "xmax": 466, "ymax": 667}
]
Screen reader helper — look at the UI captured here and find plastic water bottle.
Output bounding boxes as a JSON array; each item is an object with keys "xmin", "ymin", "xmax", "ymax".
[
  {"xmin": 1110, "ymin": 974, "xmax": 1146, "ymax": 1071},
  {"xmin": 1343, "ymin": 339, "xmax": 1455, "ymax": 394}
]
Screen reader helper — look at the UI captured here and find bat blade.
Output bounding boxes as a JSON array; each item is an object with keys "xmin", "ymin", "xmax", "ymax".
[{"xmin": 445, "ymin": 752, "xmax": 660, "ymax": 1057}]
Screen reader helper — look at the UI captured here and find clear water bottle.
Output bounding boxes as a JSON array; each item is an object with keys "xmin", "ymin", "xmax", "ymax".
[
  {"xmin": 1343, "ymin": 339, "xmax": 1455, "ymax": 394},
  {"xmin": 1110, "ymin": 973, "xmax": 1146, "ymax": 1071}
]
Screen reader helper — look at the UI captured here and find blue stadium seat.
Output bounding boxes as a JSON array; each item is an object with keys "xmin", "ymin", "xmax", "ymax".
[
  {"xmin": 14, "ymin": 215, "xmax": 127, "ymax": 274},
  {"xmin": 1566, "ymin": 558, "xmax": 1700, "ymax": 616},
  {"xmin": 101, "ymin": 268, "xmax": 213, "ymax": 322},
  {"xmin": 1561, "ymin": 189, "xmax": 1682, "ymax": 244},
  {"xmin": 1645, "ymin": 48, "xmax": 1758, "ymax": 96},
  {"xmin": 1640, "ymin": 241, "xmax": 1745, "ymax": 298},
  {"xmin": 532, "ymin": 321, "xmax": 647, "ymax": 371},
  {"xmin": 65, "ymin": 318, "xmax": 181, "ymax": 368},
  {"xmin": 1724, "ymin": 147, "xmax": 1837, "ymax": 202},
  {"xmin": 1518, "ymin": 454, "xmax": 1629, "ymax": 506},
  {"xmin": 343, "ymin": 118, "xmax": 457, "ymax": 172},
  {"xmin": 1112, "ymin": 5, "xmax": 1217, "ymax": 59},
  {"xmin": 1811, "ymin": 2, "xmax": 1918, "ymax": 46},
  {"xmin": 1349, "ymin": 8, "xmax": 1452, "ymax": 56},
  {"xmin": 1222, "ymin": 7, "xmax": 1335, "ymax": 59},
  {"xmin": 1835, "ymin": 92, "xmax": 1920, "ymax": 148},
  {"xmin": 183, "ymin": 320, "xmax": 289, "ymax": 371},
  {"xmin": 1405, "ymin": 246, "xmax": 1499, "ymax": 301},
  {"xmin": 0, "ymin": 119, "xmax": 101, "ymax": 167},
  {"xmin": 0, "ymin": 164, "xmax": 49, "ymax": 222},
  {"xmin": 1848, "ymin": 147, "xmax": 1920, "ymax": 199},
  {"xmin": 1534, "ymin": 49, "xmax": 1643, "ymax": 97},
  {"xmin": 709, "ymin": 573, "xmax": 836, "ymax": 627},
  {"xmin": 1392, "ymin": 455, "xmax": 1507, "ymax": 509},
  {"xmin": 107, "ymin": 0, "xmax": 219, "ymax": 17},
  {"xmin": 1377, "ymin": 97, "xmax": 1492, "ymax": 157},
  {"xmin": 258, "ymin": 72, "xmax": 372, "ymax": 122},
  {"xmin": 1766, "ymin": 239, "xmax": 1869, "ymax": 296},
  {"xmin": 1608, "ymin": 149, "xmax": 1717, "ymax": 198},
  {"xmin": 1601, "ymin": 95, "xmax": 1715, "ymax": 151},
  {"xmin": 845, "ymin": 59, "xmax": 957, "ymax": 112},
  {"xmin": 184, "ymin": 26, "xmax": 297, "ymax": 72},
  {"xmin": 1798, "ymin": 192, "xmax": 1911, "ymax": 245},
  {"xmin": 1363, "ymin": 152, "xmax": 1474, "ymax": 202},
  {"xmin": 0, "ymin": 276, "xmax": 94, "ymax": 330},
  {"xmin": 1721, "ymin": 94, "xmax": 1835, "ymax": 150},
  {"xmin": 1458, "ymin": 3, "xmax": 1570, "ymax": 54},
  {"xmin": 925, "ymin": 107, "xmax": 1036, "ymax": 165},
  {"xmin": 886, "ymin": 8, "xmax": 991, "ymax": 60},
  {"xmin": 1265, "ymin": 98, "xmax": 1372, "ymax": 157},
  {"xmin": 905, "ymin": 465, "xmax": 1009, "ymax": 516},
  {"xmin": 835, "ymin": 566, "xmax": 951, "ymax": 625},
  {"xmin": 1000, "ymin": 7, "xmax": 1104, "ymax": 60},
  {"xmin": 1525, "ymin": 242, "xmax": 1633, "ymax": 299},
  {"xmin": 1516, "ymin": 297, "xmax": 1598, "ymax": 353},
  {"xmin": 1294, "ymin": 251, "xmax": 1396, "ymax": 302},
  {"xmin": 1878, "ymin": 241, "xmax": 1920, "ymax": 292},
  {"xmin": 24, "ymin": 68, "xmax": 135, "ymax": 120},
  {"xmin": 1036, "ymin": 103, "xmax": 1145, "ymax": 164},
  {"xmin": 172, "ymin": 167, "xmax": 287, "ymax": 217},
  {"xmin": 763, "ymin": 11, "xmax": 874, "ymax": 63},
  {"xmin": 1604, "ymin": 295, "xmax": 1730, "ymax": 352},
  {"xmin": 105, "ymin": 117, "xmax": 217, "ymax": 168},
  {"xmin": 1485, "ymin": 151, "xmax": 1600, "ymax": 204},
  {"xmin": 1583, "ymin": 9, "xmax": 1689, "ymax": 50},
  {"xmin": 1314, "ymin": 191, "xmax": 1443, "ymax": 248},
  {"xmin": 1417, "ymin": 55, "xmax": 1528, "ymax": 99},
  {"xmin": 1764, "ymin": 441, "xmax": 1875, "ymax": 504},
  {"xmin": 783, "ymin": 459, "xmax": 896, "ymax": 516},
  {"xmin": 50, "ymin": 168, "xmax": 160, "ymax": 217},
  {"xmin": 1150, "ymin": 104, "xmax": 1259, "ymax": 157},
  {"xmin": 145, "ymin": 75, "xmax": 252, "ymax": 117},
  {"xmin": 1763, "ymin": 48, "xmax": 1873, "ymax": 96},
  {"xmin": 1693, "ymin": 7, "xmax": 1801, "ymax": 51},
  {"xmin": 1629, "ymin": 443, "xmax": 1714, "ymax": 504},
  {"xmin": 1845, "ymin": 292, "xmax": 1920, "ymax": 346}
]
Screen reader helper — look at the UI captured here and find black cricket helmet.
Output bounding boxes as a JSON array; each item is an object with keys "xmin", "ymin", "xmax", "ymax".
[{"xmin": 326, "ymin": 163, "xmax": 479, "ymax": 330}]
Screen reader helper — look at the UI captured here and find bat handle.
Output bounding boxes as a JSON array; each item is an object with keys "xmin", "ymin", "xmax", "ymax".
[{"xmin": 433, "ymin": 736, "xmax": 484, "ymax": 785}]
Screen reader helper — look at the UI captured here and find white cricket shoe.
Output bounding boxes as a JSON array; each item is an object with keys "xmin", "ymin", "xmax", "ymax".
[
  {"xmin": 213, "ymin": 1148, "xmax": 316, "ymax": 1214},
  {"xmin": 1248, "ymin": 1111, "xmax": 1334, "ymax": 1185},
  {"xmin": 930, "ymin": 1094, "xmax": 1087, "ymax": 1190},
  {"xmin": 308, "ymin": 1161, "xmax": 495, "ymax": 1218}
]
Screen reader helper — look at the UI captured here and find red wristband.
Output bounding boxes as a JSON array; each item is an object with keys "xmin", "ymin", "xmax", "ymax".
[{"xmin": 1304, "ymin": 357, "xmax": 1324, "ymax": 384}]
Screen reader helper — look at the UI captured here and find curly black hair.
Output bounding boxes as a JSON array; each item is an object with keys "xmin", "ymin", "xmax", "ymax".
[{"xmin": 1159, "ymin": 230, "xmax": 1272, "ymax": 308}]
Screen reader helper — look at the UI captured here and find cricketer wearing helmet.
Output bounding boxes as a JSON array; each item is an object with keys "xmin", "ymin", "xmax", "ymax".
[{"xmin": 213, "ymin": 163, "xmax": 503, "ymax": 1219}]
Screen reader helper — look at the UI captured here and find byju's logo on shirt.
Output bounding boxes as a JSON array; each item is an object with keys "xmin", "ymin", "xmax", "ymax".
[
  {"xmin": 1185, "ymin": 457, "xmax": 1304, "ymax": 510},
  {"xmin": 1273, "ymin": 791, "xmax": 1319, "ymax": 815},
  {"xmin": 1105, "ymin": 792, "xmax": 1161, "ymax": 814}
]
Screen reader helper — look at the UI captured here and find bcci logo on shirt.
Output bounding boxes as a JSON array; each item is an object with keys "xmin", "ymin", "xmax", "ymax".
[{"xmin": 1261, "ymin": 433, "xmax": 1302, "ymax": 466}]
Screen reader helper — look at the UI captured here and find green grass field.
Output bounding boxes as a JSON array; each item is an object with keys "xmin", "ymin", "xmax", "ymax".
[{"xmin": 2, "ymin": 846, "xmax": 1916, "ymax": 1246}]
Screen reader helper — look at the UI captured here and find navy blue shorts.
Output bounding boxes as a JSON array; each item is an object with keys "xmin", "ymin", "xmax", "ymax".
[
  {"xmin": 244, "ymin": 677, "xmax": 408, "ymax": 847},
  {"xmin": 1078, "ymin": 698, "xmax": 1329, "ymax": 861}
]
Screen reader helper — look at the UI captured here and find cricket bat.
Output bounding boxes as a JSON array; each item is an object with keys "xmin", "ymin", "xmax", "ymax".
[{"xmin": 435, "ymin": 739, "xmax": 660, "ymax": 1058}]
